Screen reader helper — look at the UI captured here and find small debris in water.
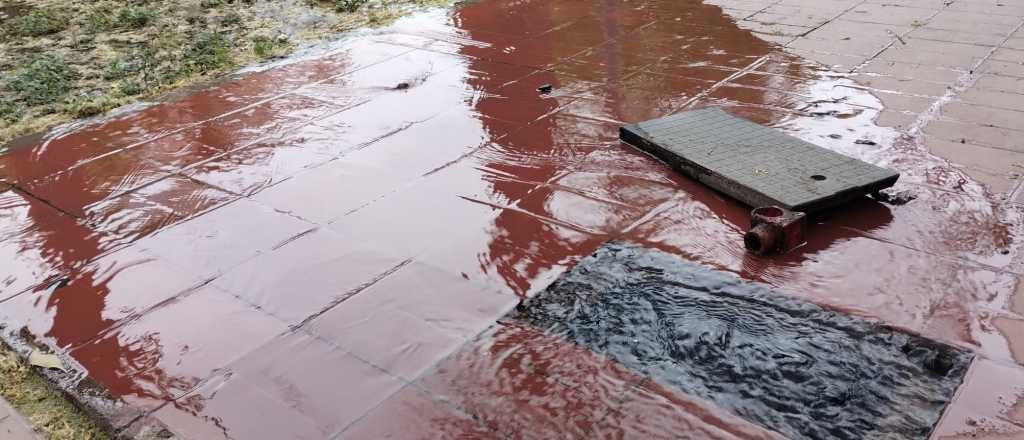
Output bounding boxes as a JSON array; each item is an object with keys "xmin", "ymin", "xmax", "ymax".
[
  {"xmin": 873, "ymin": 189, "xmax": 917, "ymax": 205},
  {"xmin": 536, "ymin": 84, "xmax": 553, "ymax": 94},
  {"xmin": 28, "ymin": 350, "xmax": 66, "ymax": 372},
  {"xmin": 854, "ymin": 139, "xmax": 877, "ymax": 145}
]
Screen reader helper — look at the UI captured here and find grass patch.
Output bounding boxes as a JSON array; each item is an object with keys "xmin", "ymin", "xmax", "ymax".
[
  {"xmin": 0, "ymin": 344, "xmax": 109, "ymax": 440},
  {"xmin": 3, "ymin": 8, "xmax": 69, "ymax": 37},
  {"xmin": 116, "ymin": 6, "xmax": 155, "ymax": 29},
  {"xmin": 64, "ymin": 93, "xmax": 125, "ymax": 118},
  {"xmin": 0, "ymin": 0, "xmax": 457, "ymax": 147},
  {"xmin": 180, "ymin": 32, "xmax": 235, "ymax": 76},
  {"xmin": 252, "ymin": 35, "xmax": 292, "ymax": 59},
  {"xmin": 103, "ymin": 48, "xmax": 153, "ymax": 81},
  {"xmin": 334, "ymin": 0, "xmax": 369, "ymax": 12},
  {"xmin": 221, "ymin": 11, "xmax": 243, "ymax": 27},
  {"xmin": 0, "ymin": 99, "xmax": 20, "ymax": 123},
  {"xmin": 7, "ymin": 55, "xmax": 77, "ymax": 107}
]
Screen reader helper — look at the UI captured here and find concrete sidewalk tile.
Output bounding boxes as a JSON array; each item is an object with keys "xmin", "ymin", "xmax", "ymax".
[
  {"xmin": 183, "ymin": 131, "xmax": 337, "ymax": 197},
  {"xmin": 860, "ymin": 59, "xmax": 965, "ymax": 83},
  {"xmin": 306, "ymin": 260, "xmax": 516, "ymax": 341},
  {"xmin": 746, "ymin": 10, "xmax": 831, "ymax": 28},
  {"xmin": 415, "ymin": 322, "xmax": 637, "ymax": 440},
  {"xmin": 135, "ymin": 198, "xmax": 313, "ymax": 277},
  {"xmin": 807, "ymin": 18, "xmax": 912, "ymax": 41},
  {"xmin": 926, "ymin": 138, "xmax": 1024, "ymax": 194},
  {"xmin": 0, "ymin": 189, "xmax": 109, "ymax": 300},
  {"xmin": 926, "ymin": 10, "xmax": 1020, "ymax": 34},
  {"xmin": 878, "ymin": 46, "xmax": 985, "ymax": 69},
  {"xmin": 788, "ymin": 35, "xmax": 892, "ymax": 57},
  {"xmin": 82, "ymin": 175, "xmax": 237, "ymax": 244},
  {"xmin": 842, "ymin": 3, "xmax": 938, "ymax": 27},
  {"xmin": 959, "ymin": 88, "xmax": 1024, "ymax": 112},
  {"xmin": 924, "ymin": 120, "xmax": 1022, "ymax": 152},
  {"xmin": 908, "ymin": 27, "xmax": 1008, "ymax": 46},
  {"xmin": 0, "ymin": 247, "xmax": 206, "ymax": 351},
  {"xmin": 738, "ymin": 20, "xmax": 814, "ymax": 38},
  {"xmin": 946, "ymin": 1, "xmax": 1024, "ymax": 17},
  {"xmin": 704, "ymin": 0, "xmax": 777, "ymax": 13},
  {"xmin": 154, "ymin": 332, "xmax": 405, "ymax": 440},
  {"xmin": 338, "ymin": 385, "xmax": 502, "ymax": 440},
  {"xmin": 213, "ymin": 227, "xmax": 408, "ymax": 324},
  {"xmin": 776, "ymin": 0, "xmax": 859, "ymax": 14},
  {"xmin": 903, "ymin": 37, "xmax": 997, "ymax": 58},
  {"xmin": 941, "ymin": 101, "xmax": 1024, "ymax": 130},
  {"xmin": 992, "ymin": 47, "xmax": 1024, "ymax": 64},
  {"xmin": 324, "ymin": 163, "xmax": 501, "ymax": 257},
  {"xmin": 974, "ymin": 74, "xmax": 1024, "ymax": 94},
  {"xmin": 875, "ymin": 109, "xmax": 919, "ymax": 130},
  {"xmin": 307, "ymin": 303, "xmax": 468, "ymax": 382},
  {"xmin": 863, "ymin": 0, "xmax": 948, "ymax": 9},
  {"xmin": 594, "ymin": 379, "xmax": 787, "ymax": 440},
  {"xmin": 851, "ymin": 73, "xmax": 952, "ymax": 97},
  {"xmin": 872, "ymin": 90, "xmax": 937, "ymax": 114},
  {"xmin": 67, "ymin": 284, "xmax": 288, "ymax": 411},
  {"xmin": 981, "ymin": 60, "xmax": 1024, "ymax": 78},
  {"xmin": 20, "ymin": 155, "xmax": 169, "ymax": 218},
  {"xmin": 0, "ymin": 397, "xmax": 41, "ymax": 440},
  {"xmin": 931, "ymin": 358, "xmax": 1024, "ymax": 439}
]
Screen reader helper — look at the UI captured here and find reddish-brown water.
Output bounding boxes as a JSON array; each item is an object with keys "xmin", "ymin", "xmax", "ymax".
[{"xmin": 1, "ymin": 0, "xmax": 1021, "ymax": 438}]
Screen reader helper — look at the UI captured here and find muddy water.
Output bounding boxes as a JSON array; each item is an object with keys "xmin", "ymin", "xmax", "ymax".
[{"xmin": 0, "ymin": 0, "xmax": 1020, "ymax": 437}]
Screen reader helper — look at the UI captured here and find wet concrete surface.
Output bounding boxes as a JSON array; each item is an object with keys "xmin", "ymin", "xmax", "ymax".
[{"xmin": 1, "ymin": 0, "xmax": 1024, "ymax": 438}]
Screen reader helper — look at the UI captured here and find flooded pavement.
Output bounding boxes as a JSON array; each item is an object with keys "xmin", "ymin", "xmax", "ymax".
[{"xmin": 1, "ymin": 0, "xmax": 1024, "ymax": 438}]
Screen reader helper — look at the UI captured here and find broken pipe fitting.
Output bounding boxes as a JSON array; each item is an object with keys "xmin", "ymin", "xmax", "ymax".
[{"xmin": 744, "ymin": 206, "xmax": 807, "ymax": 255}]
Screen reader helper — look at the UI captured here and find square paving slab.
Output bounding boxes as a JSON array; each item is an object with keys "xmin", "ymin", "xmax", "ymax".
[{"xmin": 620, "ymin": 107, "xmax": 900, "ymax": 212}]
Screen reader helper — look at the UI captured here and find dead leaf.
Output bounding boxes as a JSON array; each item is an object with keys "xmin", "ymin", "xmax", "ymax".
[{"xmin": 28, "ymin": 349, "xmax": 66, "ymax": 372}]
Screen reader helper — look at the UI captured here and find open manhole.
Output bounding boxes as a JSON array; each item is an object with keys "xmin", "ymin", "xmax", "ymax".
[
  {"xmin": 620, "ymin": 108, "xmax": 899, "ymax": 213},
  {"xmin": 514, "ymin": 242, "xmax": 971, "ymax": 440}
]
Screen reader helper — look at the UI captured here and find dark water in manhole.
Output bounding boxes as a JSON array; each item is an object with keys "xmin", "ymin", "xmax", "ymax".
[{"xmin": 514, "ymin": 242, "xmax": 972, "ymax": 440}]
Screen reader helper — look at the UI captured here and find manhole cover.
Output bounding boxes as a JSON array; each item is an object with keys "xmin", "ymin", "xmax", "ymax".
[
  {"xmin": 515, "ymin": 242, "xmax": 970, "ymax": 440},
  {"xmin": 620, "ymin": 108, "xmax": 899, "ymax": 212}
]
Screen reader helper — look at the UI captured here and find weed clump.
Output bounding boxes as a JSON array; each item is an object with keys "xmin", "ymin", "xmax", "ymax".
[
  {"xmin": 3, "ymin": 8, "xmax": 68, "ymax": 37},
  {"xmin": 335, "ymin": 0, "xmax": 369, "ymax": 12},
  {"xmin": 0, "ymin": 99, "xmax": 20, "ymax": 123},
  {"xmin": 116, "ymin": 6, "xmax": 154, "ymax": 29},
  {"xmin": 252, "ymin": 35, "xmax": 292, "ymax": 59},
  {"xmin": 180, "ymin": 32, "xmax": 234, "ymax": 76},
  {"xmin": 222, "ymin": 11, "xmax": 243, "ymax": 27},
  {"xmin": 7, "ymin": 56, "xmax": 77, "ymax": 107},
  {"xmin": 104, "ymin": 49, "xmax": 153, "ymax": 81}
]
